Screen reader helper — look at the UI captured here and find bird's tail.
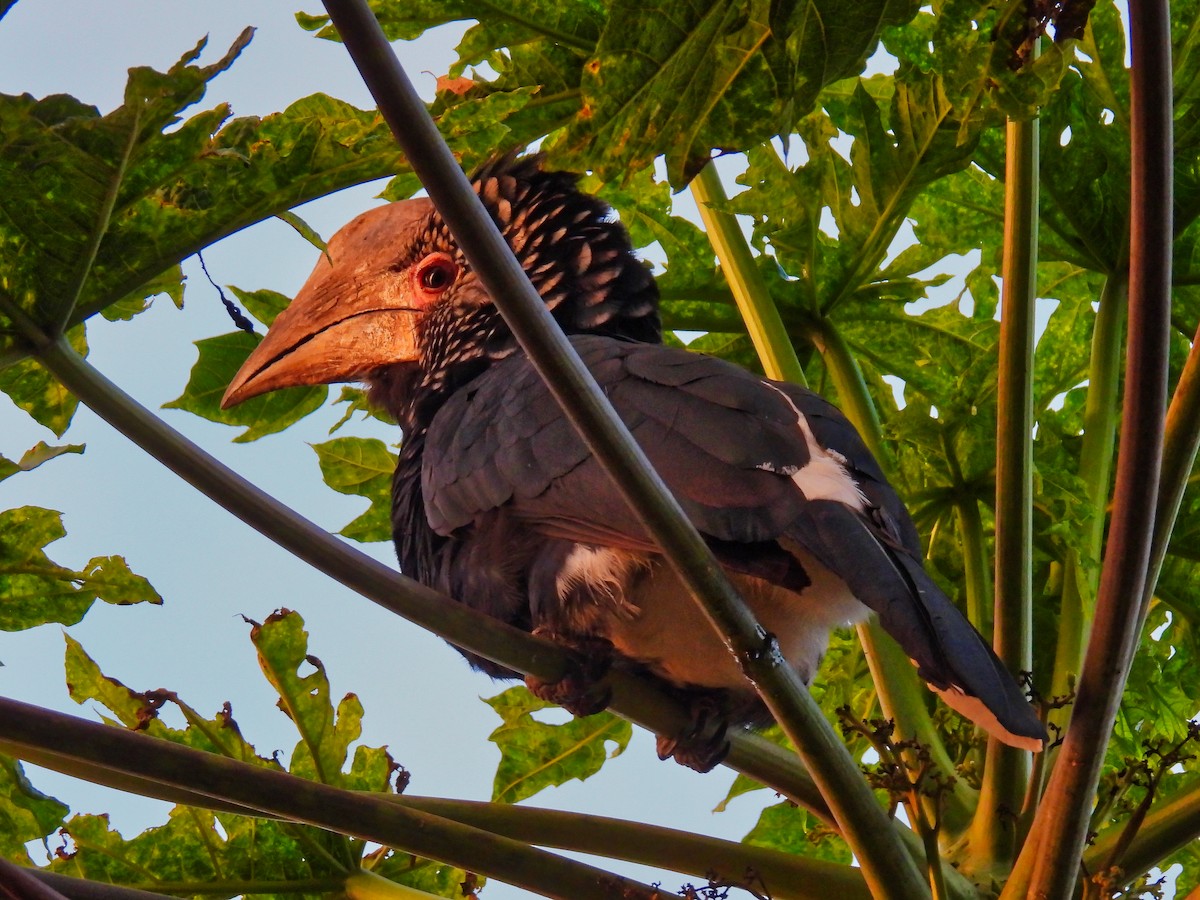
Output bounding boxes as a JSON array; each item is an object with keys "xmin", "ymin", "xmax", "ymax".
[{"xmin": 782, "ymin": 499, "xmax": 1047, "ymax": 751}]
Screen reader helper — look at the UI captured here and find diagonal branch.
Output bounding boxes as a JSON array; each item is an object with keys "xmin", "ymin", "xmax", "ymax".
[
  {"xmin": 0, "ymin": 696, "xmax": 673, "ymax": 900},
  {"xmin": 317, "ymin": 1, "xmax": 929, "ymax": 895},
  {"xmin": 0, "ymin": 857, "xmax": 72, "ymax": 900},
  {"xmin": 361, "ymin": 796, "xmax": 875, "ymax": 900},
  {"xmin": 23, "ymin": 871, "xmax": 181, "ymax": 900}
]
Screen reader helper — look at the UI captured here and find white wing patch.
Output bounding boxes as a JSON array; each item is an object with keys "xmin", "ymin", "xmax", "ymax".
[
  {"xmin": 759, "ymin": 383, "xmax": 867, "ymax": 511},
  {"xmin": 555, "ymin": 545, "xmax": 645, "ymax": 618}
]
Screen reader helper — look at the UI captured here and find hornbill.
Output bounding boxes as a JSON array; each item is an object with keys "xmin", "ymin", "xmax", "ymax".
[{"xmin": 223, "ymin": 155, "xmax": 1046, "ymax": 769}]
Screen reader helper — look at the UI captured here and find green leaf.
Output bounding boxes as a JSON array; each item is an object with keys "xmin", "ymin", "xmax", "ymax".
[
  {"xmin": 596, "ymin": 165, "xmax": 723, "ymax": 298},
  {"xmin": 275, "ymin": 210, "xmax": 329, "ymax": 258},
  {"xmin": 48, "ymin": 806, "xmax": 352, "ymax": 887},
  {"xmin": 0, "ymin": 508, "xmax": 160, "ymax": 632},
  {"xmin": 371, "ymin": 852, "xmax": 481, "ymax": 898},
  {"xmin": 563, "ymin": 0, "xmax": 920, "ymax": 186},
  {"xmin": 0, "ymin": 42, "xmax": 409, "ymax": 361},
  {"xmin": 250, "ymin": 609, "xmax": 373, "ymax": 788},
  {"xmin": 99, "ymin": 264, "xmax": 185, "ymax": 323},
  {"xmin": 65, "ymin": 634, "xmax": 269, "ymax": 763},
  {"xmin": 0, "ymin": 326, "xmax": 87, "ymax": 436},
  {"xmin": 0, "ymin": 441, "xmax": 84, "ymax": 483},
  {"xmin": 0, "ymin": 755, "xmax": 69, "ymax": 862},
  {"xmin": 312, "ymin": 437, "xmax": 397, "ymax": 543},
  {"xmin": 328, "ymin": 387, "xmax": 395, "ymax": 434},
  {"xmin": 744, "ymin": 800, "xmax": 851, "ymax": 865},
  {"xmin": 485, "ymin": 686, "xmax": 630, "ymax": 804},
  {"xmin": 0, "ymin": 32, "xmax": 253, "ymax": 336},
  {"xmin": 65, "ymin": 633, "xmax": 158, "ymax": 726},
  {"xmin": 434, "ymin": 83, "xmax": 539, "ymax": 158},
  {"xmin": 163, "ymin": 331, "xmax": 327, "ymax": 442},
  {"xmin": 227, "ymin": 285, "xmax": 290, "ymax": 329},
  {"xmin": 570, "ymin": 0, "xmax": 773, "ymax": 186}
]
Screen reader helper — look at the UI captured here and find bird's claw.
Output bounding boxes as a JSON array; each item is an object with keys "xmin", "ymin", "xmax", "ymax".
[
  {"xmin": 656, "ymin": 696, "xmax": 731, "ymax": 773},
  {"xmin": 525, "ymin": 631, "xmax": 614, "ymax": 717}
]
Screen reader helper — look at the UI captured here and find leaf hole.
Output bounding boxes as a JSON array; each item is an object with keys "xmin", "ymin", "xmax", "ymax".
[
  {"xmin": 530, "ymin": 706, "xmax": 573, "ymax": 726},
  {"xmin": 883, "ymin": 375, "xmax": 907, "ymax": 410},
  {"xmin": 1151, "ymin": 611, "xmax": 1173, "ymax": 641}
]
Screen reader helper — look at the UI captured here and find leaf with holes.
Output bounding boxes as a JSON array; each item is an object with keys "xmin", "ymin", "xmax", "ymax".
[{"xmin": 486, "ymin": 686, "xmax": 630, "ymax": 804}]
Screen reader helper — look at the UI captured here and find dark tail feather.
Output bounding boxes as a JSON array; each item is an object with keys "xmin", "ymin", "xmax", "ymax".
[{"xmin": 783, "ymin": 500, "xmax": 1046, "ymax": 750}]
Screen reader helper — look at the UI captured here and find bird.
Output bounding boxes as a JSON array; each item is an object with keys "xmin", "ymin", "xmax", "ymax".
[{"xmin": 222, "ymin": 154, "xmax": 1046, "ymax": 770}]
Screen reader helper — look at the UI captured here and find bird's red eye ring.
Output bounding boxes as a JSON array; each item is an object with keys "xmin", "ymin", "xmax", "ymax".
[{"xmin": 414, "ymin": 253, "xmax": 458, "ymax": 298}]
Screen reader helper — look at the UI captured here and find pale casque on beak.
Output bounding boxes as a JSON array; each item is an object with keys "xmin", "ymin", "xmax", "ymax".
[{"xmin": 221, "ymin": 197, "xmax": 436, "ymax": 409}]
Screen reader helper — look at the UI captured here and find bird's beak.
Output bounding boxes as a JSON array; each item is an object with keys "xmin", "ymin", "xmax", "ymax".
[{"xmin": 222, "ymin": 198, "xmax": 435, "ymax": 408}]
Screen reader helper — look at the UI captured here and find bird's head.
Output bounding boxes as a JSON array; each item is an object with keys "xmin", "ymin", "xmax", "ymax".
[{"xmin": 221, "ymin": 155, "xmax": 660, "ymax": 423}]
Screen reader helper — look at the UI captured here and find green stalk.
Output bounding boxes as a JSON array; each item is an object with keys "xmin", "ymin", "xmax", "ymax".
[
  {"xmin": 1013, "ymin": 0, "xmax": 1174, "ymax": 891},
  {"xmin": 1144, "ymin": 320, "xmax": 1200, "ymax": 604},
  {"xmin": 322, "ymin": 4, "xmax": 929, "ymax": 894},
  {"xmin": 1047, "ymin": 273, "xmax": 1127, "ymax": 728},
  {"xmin": 955, "ymin": 497, "xmax": 993, "ymax": 637},
  {"xmin": 690, "ymin": 161, "xmax": 808, "ymax": 386},
  {"xmin": 0, "ymin": 697, "xmax": 674, "ymax": 900},
  {"xmin": 345, "ymin": 870, "xmax": 446, "ymax": 900},
  {"xmin": 25, "ymin": 871, "xmax": 182, "ymax": 900},
  {"xmin": 1, "ymin": 702, "xmax": 977, "ymax": 900},
  {"xmin": 970, "ymin": 111, "xmax": 1039, "ymax": 874},
  {"xmin": 394, "ymin": 797, "xmax": 873, "ymax": 900},
  {"xmin": 942, "ymin": 428, "xmax": 992, "ymax": 637}
]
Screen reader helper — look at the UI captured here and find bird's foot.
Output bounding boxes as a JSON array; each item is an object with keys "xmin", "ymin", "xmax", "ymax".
[
  {"xmin": 525, "ymin": 631, "xmax": 614, "ymax": 717},
  {"xmin": 656, "ymin": 694, "xmax": 731, "ymax": 773}
]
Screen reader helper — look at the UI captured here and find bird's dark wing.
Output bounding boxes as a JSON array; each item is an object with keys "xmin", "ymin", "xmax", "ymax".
[
  {"xmin": 423, "ymin": 336, "xmax": 812, "ymax": 547},
  {"xmin": 423, "ymin": 335, "xmax": 1045, "ymax": 748}
]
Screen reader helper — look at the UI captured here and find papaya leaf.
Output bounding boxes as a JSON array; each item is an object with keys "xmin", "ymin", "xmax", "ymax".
[
  {"xmin": 0, "ymin": 755, "xmax": 68, "ymax": 863},
  {"xmin": 163, "ymin": 331, "xmax": 328, "ymax": 442},
  {"xmin": 0, "ymin": 34, "xmax": 410, "ymax": 366},
  {"xmin": 486, "ymin": 686, "xmax": 630, "ymax": 804},
  {"xmin": 275, "ymin": 210, "xmax": 329, "ymax": 258},
  {"xmin": 0, "ymin": 326, "xmax": 87, "ymax": 436},
  {"xmin": 312, "ymin": 437, "xmax": 397, "ymax": 543},
  {"xmin": 371, "ymin": 849, "xmax": 480, "ymax": 898},
  {"xmin": 0, "ymin": 441, "xmax": 84, "ymax": 484},
  {"xmin": 250, "ymin": 609, "xmax": 380, "ymax": 789},
  {"xmin": 0, "ymin": 508, "xmax": 160, "ymax": 632},
  {"xmin": 99, "ymin": 264, "xmax": 185, "ymax": 323},
  {"xmin": 47, "ymin": 807, "xmax": 352, "ymax": 888},
  {"xmin": 744, "ymin": 800, "xmax": 852, "ymax": 865},
  {"xmin": 227, "ymin": 285, "xmax": 291, "ymax": 329},
  {"xmin": 328, "ymin": 387, "xmax": 395, "ymax": 435}
]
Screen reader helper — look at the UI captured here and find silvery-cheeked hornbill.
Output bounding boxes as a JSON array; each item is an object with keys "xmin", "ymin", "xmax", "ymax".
[{"xmin": 223, "ymin": 155, "xmax": 1046, "ymax": 769}]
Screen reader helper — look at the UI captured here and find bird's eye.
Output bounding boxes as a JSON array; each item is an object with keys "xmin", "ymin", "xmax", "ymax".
[{"xmin": 414, "ymin": 253, "xmax": 458, "ymax": 297}]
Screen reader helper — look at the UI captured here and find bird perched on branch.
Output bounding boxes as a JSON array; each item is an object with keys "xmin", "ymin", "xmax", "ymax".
[{"xmin": 223, "ymin": 155, "xmax": 1045, "ymax": 769}]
